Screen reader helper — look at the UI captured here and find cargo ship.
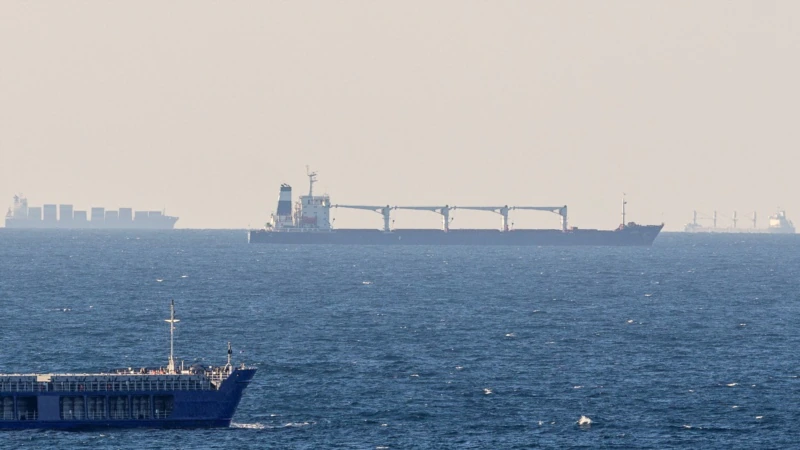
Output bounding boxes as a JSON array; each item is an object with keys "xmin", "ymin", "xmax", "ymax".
[
  {"xmin": 683, "ymin": 209, "xmax": 795, "ymax": 234},
  {"xmin": 0, "ymin": 301, "xmax": 256, "ymax": 430},
  {"xmin": 4, "ymin": 195, "xmax": 179, "ymax": 229},
  {"xmin": 248, "ymin": 169, "xmax": 664, "ymax": 246}
]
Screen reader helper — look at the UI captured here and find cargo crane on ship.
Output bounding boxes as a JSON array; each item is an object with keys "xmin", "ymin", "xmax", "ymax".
[
  {"xmin": 684, "ymin": 209, "xmax": 758, "ymax": 232},
  {"xmin": 453, "ymin": 206, "xmax": 512, "ymax": 231},
  {"xmin": 330, "ymin": 204, "xmax": 570, "ymax": 233},
  {"xmin": 452, "ymin": 206, "xmax": 568, "ymax": 232},
  {"xmin": 393, "ymin": 206, "xmax": 453, "ymax": 232},
  {"xmin": 332, "ymin": 205, "xmax": 393, "ymax": 232},
  {"xmin": 511, "ymin": 206, "xmax": 568, "ymax": 232}
]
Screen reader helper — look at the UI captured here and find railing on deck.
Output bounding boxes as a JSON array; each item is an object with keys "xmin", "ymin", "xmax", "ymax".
[
  {"xmin": 0, "ymin": 378, "xmax": 218, "ymax": 393},
  {"xmin": 16, "ymin": 411, "xmax": 37, "ymax": 421}
]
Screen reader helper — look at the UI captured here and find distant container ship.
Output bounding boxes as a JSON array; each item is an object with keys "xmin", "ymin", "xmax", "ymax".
[
  {"xmin": 4, "ymin": 195, "xmax": 179, "ymax": 229},
  {"xmin": 683, "ymin": 209, "xmax": 795, "ymax": 234},
  {"xmin": 248, "ymin": 169, "xmax": 664, "ymax": 246}
]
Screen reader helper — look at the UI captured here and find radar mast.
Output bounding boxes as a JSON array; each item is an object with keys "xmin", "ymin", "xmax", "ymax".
[{"xmin": 306, "ymin": 165, "xmax": 318, "ymax": 197}]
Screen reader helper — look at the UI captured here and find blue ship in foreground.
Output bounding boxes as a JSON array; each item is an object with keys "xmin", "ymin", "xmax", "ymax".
[
  {"xmin": 248, "ymin": 169, "xmax": 664, "ymax": 246},
  {"xmin": 0, "ymin": 301, "xmax": 256, "ymax": 430}
]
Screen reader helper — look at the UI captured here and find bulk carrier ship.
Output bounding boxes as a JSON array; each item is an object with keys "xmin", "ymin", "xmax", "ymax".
[
  {"xmin": 0, "ymin": 301, "xmax": 256, "ymax": 430},
  {"xmin": 4, "ymin": 195, "xmax": 178, "ymax": 229},
  {"xmin": 248, "ymin": 169, "xmax": 664, "ymax": 246},
  {"xmin": 683, "ymin": 209, "xmax": 796, "ymax": 234}
]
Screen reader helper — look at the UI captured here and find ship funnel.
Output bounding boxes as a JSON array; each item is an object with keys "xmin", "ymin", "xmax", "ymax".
[{"xmin": 277, "ymin": 184, "xmax": 293, "ymax": 216}]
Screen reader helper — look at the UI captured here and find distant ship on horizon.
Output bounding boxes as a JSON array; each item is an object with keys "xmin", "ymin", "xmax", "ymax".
[
  {"xmin": 683, "ymin": 209, "xmax": 795, "ymax": 234},
  {"xmin": 4, "ymin": 194, "xmax": 179, "ymax": 229},
  {"xmin": 248, "ymin": 168, "xmax": 664, "ymax": 246}
]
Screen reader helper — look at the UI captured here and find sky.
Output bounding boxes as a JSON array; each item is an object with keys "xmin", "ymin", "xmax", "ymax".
[{"xmin": 1, "ymin": 1, "xmax": 798, "ymax": 230}]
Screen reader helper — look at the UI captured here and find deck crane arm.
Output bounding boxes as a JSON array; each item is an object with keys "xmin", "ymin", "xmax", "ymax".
[
  {"xmin": 511, "ymin": 206, "xmax": 569, "ymax": 231},
  {"xmin": 394, "ymin": 206, "xmax": 453, "ymax": 232},
  {"xmin": 452, "ymin": 206, "xmax": 511, "ymax": 232},
  {"xmin": 332, "ymin": 205, "xmax": 393, "ymax": 232}
]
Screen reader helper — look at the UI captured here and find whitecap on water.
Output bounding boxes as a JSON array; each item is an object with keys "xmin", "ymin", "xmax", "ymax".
[{"xmin": 231, "ymin": 422, "xmax": 266, "ymax": 429}]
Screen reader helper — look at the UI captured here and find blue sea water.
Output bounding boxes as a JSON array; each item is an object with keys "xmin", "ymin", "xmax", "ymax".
[{"xmin": 1, "ymin": 230, "xmax": 800, "ymax": 449}]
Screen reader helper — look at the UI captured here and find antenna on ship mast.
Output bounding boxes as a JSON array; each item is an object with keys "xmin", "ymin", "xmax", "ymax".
[
  {"xmin": 165, "ymin": 299, "xmax": 180, "ymax": 374},
  {"xmin": 306, "ymin": 165, "xmax": 318, "ymax": 197}
]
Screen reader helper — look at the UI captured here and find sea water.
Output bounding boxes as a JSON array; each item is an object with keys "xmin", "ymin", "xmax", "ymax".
[{"xmin": 1, "ymin": 230, "xmax": 799, "ymax": 448}]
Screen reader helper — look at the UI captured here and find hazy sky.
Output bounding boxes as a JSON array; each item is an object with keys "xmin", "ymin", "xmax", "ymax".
[{"xmin": 1, "ymin": 1, "xmax": 798, "ymax": 230}]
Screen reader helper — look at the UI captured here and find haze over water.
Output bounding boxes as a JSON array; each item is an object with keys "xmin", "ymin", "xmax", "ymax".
[
  {"xmin": 2, "ymin": 1, "xmax": 800, "ymax": 230},
  {"xmin": 1, "ymin": 230, "xmax": 800, "ymax": 448}
]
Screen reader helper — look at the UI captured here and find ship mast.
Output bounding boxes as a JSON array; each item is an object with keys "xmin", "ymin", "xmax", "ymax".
[
  {"xmin": 621, "ymin": 193, "xmax": 627, "ymax": 227},
  {"xmin": 306, "ymin": 165, "xmax": 318, "ymax": 197},
  {"xmin": 165, "ymin": 300, "xmax": 180, "ymax": 374}
]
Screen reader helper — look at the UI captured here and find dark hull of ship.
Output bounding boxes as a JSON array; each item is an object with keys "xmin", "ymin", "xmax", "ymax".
[
  {"xmin": 248, "ymin": 225, "xmax": 664, "ymax": 246},
  {"xmin": 0, "ymin": 368, "xmax": 255, "ymax": 430},
  {"xmin": 4, "ymin": 218, "xmax": 179, "ymax": 230}
]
